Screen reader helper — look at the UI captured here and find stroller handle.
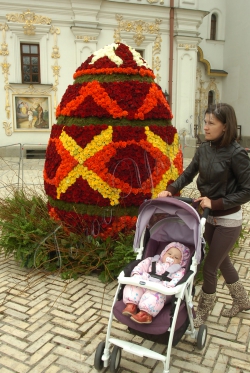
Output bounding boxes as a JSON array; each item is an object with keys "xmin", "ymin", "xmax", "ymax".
[
  {"xmin": 174, "ymin": 196, "xmax": 193, "ymax": 204},
  {"xmin": 173, "ymin": 196, "xmax": 210, "ymax": 220},
  {"xmin": 202, "ymin": 207, "xmax": 210, "ymax": 219}
]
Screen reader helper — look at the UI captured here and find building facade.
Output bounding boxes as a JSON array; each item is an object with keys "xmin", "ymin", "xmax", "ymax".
[{"xmin": 0, "ymin": 0, "xmax": 249, "ymax": 156}]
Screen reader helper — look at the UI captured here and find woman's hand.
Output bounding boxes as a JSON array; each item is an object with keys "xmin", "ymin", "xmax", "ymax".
[
  {"xmin": 157, "ymin": 191, "xmax": 172, "ymax": 198},
  {"xmin": 194, "ymin": 196, "xmax": 212, "ymax": 209}
]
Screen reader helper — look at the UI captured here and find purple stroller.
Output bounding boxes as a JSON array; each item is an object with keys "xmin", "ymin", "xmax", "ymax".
[{"xmin": 94, "ymin": 197, "xmax": 209, "ymax": 373}]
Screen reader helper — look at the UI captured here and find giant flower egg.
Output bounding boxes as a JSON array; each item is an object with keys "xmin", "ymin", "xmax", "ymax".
[{"xmin": 44, "ymin": 43, "xmax": 183, "ymax": 238}]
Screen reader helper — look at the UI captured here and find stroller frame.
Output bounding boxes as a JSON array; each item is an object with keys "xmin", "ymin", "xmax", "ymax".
[{"xmin": 94, "ymin": 197, "xmax": 209, "ymax": 373}]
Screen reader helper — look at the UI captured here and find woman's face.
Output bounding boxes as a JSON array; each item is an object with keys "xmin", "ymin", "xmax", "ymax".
[{"xmin": 204, "ymin": 113, "xmax": 226, "ymax": 142}]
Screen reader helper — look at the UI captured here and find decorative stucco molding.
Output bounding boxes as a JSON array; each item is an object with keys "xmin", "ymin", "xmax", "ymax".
[
  {"xmin": 0, "ymin": 24, "xmax": 9, "ymax": 56},
  {"xmin": 0, "ymin": 10, "xmax": 60, "ymax": 135},
  {"xmin": 6, "ymin": 9, "xmax": 51, "ymax": 35},
  {"xmin": 3, "ymin": 121, "xmax": 12, "ymax": 136},
  {"xmin": 114, "ymin": 15, "xmax": 162, "ymax": 83}
]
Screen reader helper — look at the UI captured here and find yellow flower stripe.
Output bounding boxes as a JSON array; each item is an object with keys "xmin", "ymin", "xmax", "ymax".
[
  {"xmin": 57, "ymin": 126, "xmax": 121, "ymax": 203},
  {"xmin": 57, "ymin": 164, "xmax": 121, "ymax": 205},
  {"xmin": 152, "ymin": 167, "xmax": 180, "ymax": 198},
  {"xmin": 151, "ymin": 133, "xmax": 181, "ymax": 198},
  {"xmin": 59, "ymin": 126, "xmax": 113, "ymax": 164},
  {"xmin": 145, "ymin": 126, "xmax": 167, "ymax": 155}
]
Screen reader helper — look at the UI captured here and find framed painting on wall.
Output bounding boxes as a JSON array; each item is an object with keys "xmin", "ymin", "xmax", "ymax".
[{"xmin": 13, "ymin": 95, "xmax": 52, "ymax": 132}]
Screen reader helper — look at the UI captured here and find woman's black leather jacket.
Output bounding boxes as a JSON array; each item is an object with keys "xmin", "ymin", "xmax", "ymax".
[{"xmin": 167, "ymin": 141, "xmax": 250, "ymax": 216}]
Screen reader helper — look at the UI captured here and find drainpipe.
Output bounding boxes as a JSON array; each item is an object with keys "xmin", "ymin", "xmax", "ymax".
[{"xmin": 169, "ymin": 0, "xmax": 174, "ymax": 109}]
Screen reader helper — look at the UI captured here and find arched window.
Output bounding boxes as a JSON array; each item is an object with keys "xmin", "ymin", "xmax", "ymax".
[
  {"xmin": 210, "ymin": 14, "xmax": 217, "ymax": 40},
  {"xmin": 208, "ymin": 90, "xmax": 215, "ymax": 106}
]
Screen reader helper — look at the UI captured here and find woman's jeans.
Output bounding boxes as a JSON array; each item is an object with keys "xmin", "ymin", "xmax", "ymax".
[{"xmin": 202, "ymin": 222, "xmax": 241, "ymax": 294}]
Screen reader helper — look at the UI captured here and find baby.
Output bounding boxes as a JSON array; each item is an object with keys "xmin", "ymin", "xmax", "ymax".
[{"xmin": 122, "ymin": 242, "xmax": 190, "ymax": 324}]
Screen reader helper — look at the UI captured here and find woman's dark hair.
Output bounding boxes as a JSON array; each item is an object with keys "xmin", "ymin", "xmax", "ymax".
[{"xmin": 205, "ymin": 103, "xmax": 238, "ymax": 147}]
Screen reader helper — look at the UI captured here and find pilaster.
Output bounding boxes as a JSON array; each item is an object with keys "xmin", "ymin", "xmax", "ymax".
[{"xmin": 172, "ymin": 8, "xmax": 208, "ymax": 133}]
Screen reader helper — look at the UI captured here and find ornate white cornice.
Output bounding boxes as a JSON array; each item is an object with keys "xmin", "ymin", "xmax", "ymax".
[{"xmin": 174, "ymin": 8, "xmax": 209, "ymax": 38}]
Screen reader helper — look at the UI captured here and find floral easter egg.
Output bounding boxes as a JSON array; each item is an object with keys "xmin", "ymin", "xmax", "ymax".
[{"xmin": 44, "ymin": 43, "xmax": 183, "ymax": 238}]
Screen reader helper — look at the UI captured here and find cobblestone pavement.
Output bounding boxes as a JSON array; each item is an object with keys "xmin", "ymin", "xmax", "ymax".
[{"xmin": 0, "ymin": 158, "xmax": 250, "ymax": 373}]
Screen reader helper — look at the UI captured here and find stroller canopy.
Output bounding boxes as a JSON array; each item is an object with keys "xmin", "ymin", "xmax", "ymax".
[{"xmin": 133, "ymin": 198, "xmax": 203, "ymax": 264}]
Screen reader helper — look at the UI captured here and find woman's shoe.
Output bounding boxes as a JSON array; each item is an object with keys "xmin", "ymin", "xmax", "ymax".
[
  {"xmin": 222, "ymin": 280, "xmax": 250, "ymax": 317},
  {"xmin": 193, "ymin": 289, "xmax": 216, "ymax": 328},
  {"xmin": 122, "ymin": 303, "xmax": 137, "ymax": 316},
  {"xmin": 130, "ymin": 311, "xmax": 152, "ymax": 324}
]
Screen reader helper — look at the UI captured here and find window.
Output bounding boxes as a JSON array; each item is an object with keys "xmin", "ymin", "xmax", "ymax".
[
  {"xmin": 208, "ymin": 90, "xmax": 214, "ymax": 106},
  {"xmin": 135, "ymin": 49, "xmax": 144, "ymax": 58},
  {"xmin": 20, "ymin": 43, "xmax": 40, "ymax": 83},
  {"xmin": 210, "ymin": 14, "xmax": 217, "ymax": 40}
]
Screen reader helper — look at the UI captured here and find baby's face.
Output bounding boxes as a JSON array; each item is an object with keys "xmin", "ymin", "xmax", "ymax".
[{"xmin": 162, "ymin": 248, "xmax": 182, "ymax": 264}]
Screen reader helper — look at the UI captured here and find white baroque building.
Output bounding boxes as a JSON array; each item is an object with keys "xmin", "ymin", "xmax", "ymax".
[{"xmin": 0, "ymin": 0, "xmax": 249, "ymax": 156}]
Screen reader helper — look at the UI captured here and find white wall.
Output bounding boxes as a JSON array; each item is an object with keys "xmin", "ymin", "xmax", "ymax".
[
  {"xmin": 0, "ymin": 0, "xmax": 172, "ymax": 150},
  {"xmin": 1, "ymin": 0, "xmax": 249, "ymax": 152},
  {"xmin": 221, "ymin": 0, "xmax": 250, "ymax": 136}
]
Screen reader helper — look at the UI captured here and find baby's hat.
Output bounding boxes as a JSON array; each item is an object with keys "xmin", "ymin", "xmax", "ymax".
[{"xmin": 161, "ymin": 242, "xmax": 190, "ymax": 266}]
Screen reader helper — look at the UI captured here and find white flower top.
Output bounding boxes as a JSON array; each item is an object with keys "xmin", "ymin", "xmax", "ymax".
[{"xmin": 89, "ymin": 43, "xmax": 151, "ymax": 69}]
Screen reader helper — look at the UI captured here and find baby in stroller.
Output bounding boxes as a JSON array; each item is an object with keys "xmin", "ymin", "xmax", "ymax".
[
  {"xmin": 122, "ymin": 242, "xmax": 190, "ymax": 324},
  {"xmin": 94, "ymin": 198, "xmax": 209, "ymax": 373}
]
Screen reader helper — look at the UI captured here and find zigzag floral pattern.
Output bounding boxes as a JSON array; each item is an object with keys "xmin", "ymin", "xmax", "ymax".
[{"xmin": 56, "ymin": 81, "xmax": 172, "ymax": 121}]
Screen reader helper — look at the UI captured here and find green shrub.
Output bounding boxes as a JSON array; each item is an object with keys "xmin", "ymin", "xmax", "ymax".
[
  {"xmin": 0, "ymin": 189, "xmax": 57, "ymax": 268},
  {"xmin": 0, "ymin": 187, "xmax": 136, "ymax": 282}
]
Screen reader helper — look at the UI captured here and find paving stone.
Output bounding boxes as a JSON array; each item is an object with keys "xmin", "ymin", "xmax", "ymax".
[
  {"xmin": 52, "ymin": 335, "xmax": 84, "ymax": 350},
  {"xmin": 26, "ymin": 314, "xmax": 52, "ymax": 332},
  {"xmin": 220, "ymin": 347, "xmax": 250, "ymax": 363},
  {"xmin": 0, "ymin": 324, "xmax": 28, "ymax": 339},
  {"xmin": 53, "ymin": 345, "xmax": 87, "ymax": 362},
  {"xmin": 51, "ymin": 326, "xmax": 81, "ymax": 340},
  {"xmin": 26, "ymin": 332, "xmax": 54, "ymax": 353},
  {"xmin": 49, "ymin": 317, "xmax": 79, "ymax": 330},
  {"xmin": 173, "ymin": 360, "xmax": 211, "ymax": 372},
  {"xmin": 231, "ymin": 359, "xmax": 250, "ymax": 371},
  {"xmin": 120, "ymin": 359, "xmax": 151, "ymax": 373},
  {"xmin": 26, "ymin": 300, "xmax": 50, "ymax": 315},
  {"xmin": 211, "ymin": 336, "xmax": 247, "ymax": 351},
  {"xmin": 2, "ymin": 308, "xmax": 28, "ymax": 320},
  {"xmin": 26, "ymin": 342, "xmax": 55, "ymax": 365},
  {"xmin": 27, "ymin": 354, "xmax": 58, "ymax": 373},
  {"xmin": 0, "ymin": 368, "xmax": 15, "ymax": 373},
  {"xmin": 0, "ymin": 356, "xmax": 30, "ymax": 372},
  {"xmin": 227, "ymin": 368, "xmax": 241, "ymax": 373},
  {"xmin": 0, "ymin": 158, "xmax": 250, "ymax": 372},
  {"xmin": 0, "ymin": 333, "xmax": 29, "ymax": 350},
  {"xmin": 56, "ymin": 357, "xmax": 91, "ymax": 372},
  {"xmin": 0, "ymin": 344, "xmax": 29, "ymax": 361}
]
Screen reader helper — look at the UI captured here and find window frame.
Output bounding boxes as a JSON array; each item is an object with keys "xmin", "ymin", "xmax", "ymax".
[
  {"xmin": 20, "ymin": 42, "xmax": 41, "ymax": 84},
  {"xmin": 208, "ymin": 90, "xmax": 215, "ymax": 106},
  {"xmin": 210, "ymin": 13, "xmax": 217, "ymax": 40},
  {"xmin": 135, "ymin": 49, "xmax": 145, "ymax": 58}
]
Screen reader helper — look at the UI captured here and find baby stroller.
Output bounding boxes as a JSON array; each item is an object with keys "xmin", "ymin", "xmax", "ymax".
[{"xmin": 94, "ymin": 197, "xmax": 209, "ymax": 373}]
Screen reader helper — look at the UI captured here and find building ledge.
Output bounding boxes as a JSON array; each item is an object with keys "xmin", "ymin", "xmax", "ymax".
[{"xmin": 198, "ymin": 46, "xmax": 228, "ymax": 76}]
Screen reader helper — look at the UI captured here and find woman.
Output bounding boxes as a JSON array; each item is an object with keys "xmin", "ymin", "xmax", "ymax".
[{"xmin": 158, "ymin": 103, "xmax": 250, "ymax": 327}]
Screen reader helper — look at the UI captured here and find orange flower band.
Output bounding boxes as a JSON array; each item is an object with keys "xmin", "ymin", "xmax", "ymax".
[{"xmin": 73, "ymin": 67, "xmax": 155, "ymax": 80}]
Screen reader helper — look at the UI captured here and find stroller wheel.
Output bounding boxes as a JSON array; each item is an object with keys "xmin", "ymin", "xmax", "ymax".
[
  {"xmin": 197, "ymin": 324, "xmax": 207, "ymax": 350},
  {"xmin": 110, "ymin": 345, "xmax": 121, "ymax": 373},
  {"xmin": 94, "ymin": 341, "xmax": 105, "ymax": 371}
]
